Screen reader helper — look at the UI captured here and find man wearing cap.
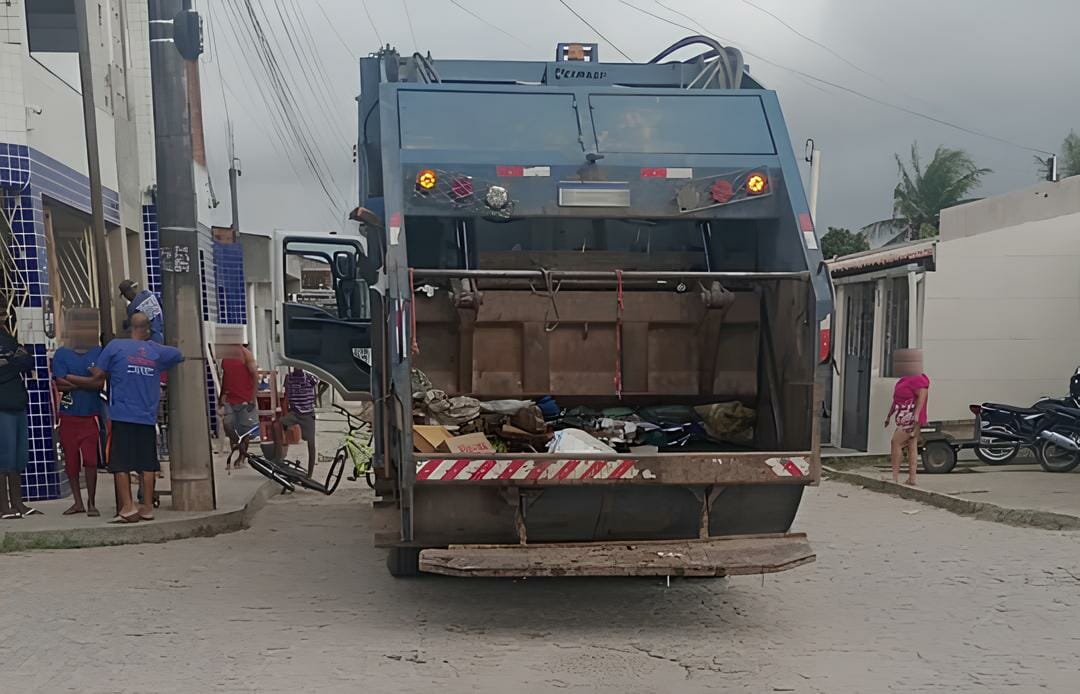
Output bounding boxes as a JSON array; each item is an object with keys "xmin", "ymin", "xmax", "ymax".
[{"xmin": 119, "ymin": 280, "xmax": 164, "ymax": 344}]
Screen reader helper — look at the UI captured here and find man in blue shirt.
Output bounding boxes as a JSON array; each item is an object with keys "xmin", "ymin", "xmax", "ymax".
[
  {"xmin": 67, "ymin": 312, "xmax": 183, "ymax": 523},
  {"xmin": 119, "ymin": 279, "xmax": 165, "ymax": 343},
  {"xmin": 52, "ymin": 308, "xmax": 104, "ymax": 517}
]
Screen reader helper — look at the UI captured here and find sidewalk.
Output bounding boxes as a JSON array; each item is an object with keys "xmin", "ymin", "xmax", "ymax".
[
  {"xmin": 0, "ymin": 411, "xmax": 357, "ymax": 552},
  {"xmin": 824, "ymin": 452, "xmax": 1080, "ymax": 530}
]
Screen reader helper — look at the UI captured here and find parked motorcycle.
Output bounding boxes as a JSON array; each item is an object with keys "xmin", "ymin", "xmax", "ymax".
[{"xmin": 974, "ymin": 370, "xmax": 1080, "ymax": 472}]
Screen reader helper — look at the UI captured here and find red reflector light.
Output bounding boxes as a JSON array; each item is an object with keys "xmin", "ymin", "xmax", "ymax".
[
  {"xmin": 818, "ymin": 315, "xmax": 832, "ymax": 363},
  {"xmin": 450, "ymin": 176, "xmax": 473, "ymax": 200},
  {"xmin": 496, "ymin": 165, "xmax": 524, "ymax": 177},
  {"xmin": 969, "ymin": 404, "xmax": 982, "ymax": 415},
  {"xmin": 746, "ymin": 172, "xmax": 768, "ymax": 195},
  {"xmin": 799, "ymin": 212, "xmax": 814, "ymax": 232},
  {"xmin": 710, "ymin": 179, "xmax": 734, "ymax": 204}
]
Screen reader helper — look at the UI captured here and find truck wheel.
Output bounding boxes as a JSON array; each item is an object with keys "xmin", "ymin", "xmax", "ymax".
[
  {"xmin": 921, "ymin": 440, "xmax": 956, "ymax": 474},
  {"xmin": 386, "ymin": 547, "xmax": 422, "ymax": 578}
]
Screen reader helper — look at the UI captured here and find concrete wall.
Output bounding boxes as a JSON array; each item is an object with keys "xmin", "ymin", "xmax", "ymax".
[{"xmin": 925, "ymin": 191, "xmax": 1080, "ymax": 420}]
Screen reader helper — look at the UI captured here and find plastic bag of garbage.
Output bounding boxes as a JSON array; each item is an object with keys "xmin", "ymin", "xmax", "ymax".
[
  {"xmin": 425, "ymin": 390, "xmax": 481, "ymax": 426},
  {"xmin": 548, "ymin": 428, "xmax": 616, "ymax": 454},
  {"xmin": 694, "ymin": 401, "xmax": 756, "ymax": 444}
]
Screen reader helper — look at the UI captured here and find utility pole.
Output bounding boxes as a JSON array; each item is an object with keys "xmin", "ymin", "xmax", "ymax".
[
  {"xmin": 228, "ymin": 124, "xmax": 241, "ymax": 235},
  {"xmin": 149, "ymin": 0, "xmax": 215, "ymax": 511},
  {"xmin": 73, "ymin": 0, "xmax": 114, "ymax": 340},
  {"xmin": 805, "ymin": 140, "xmax": 822, "ymax": 224}
]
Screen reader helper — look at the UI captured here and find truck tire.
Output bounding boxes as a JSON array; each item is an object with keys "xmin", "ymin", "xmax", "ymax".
[
  {"xmin": 921, "ymin": 440, "xmax": 956, "ymax": 474},
  {"xmin": 386, "ymin": 547, "xmax": 422, "ymax": 577}
]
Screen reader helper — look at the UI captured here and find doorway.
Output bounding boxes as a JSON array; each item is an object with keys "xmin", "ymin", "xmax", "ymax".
[{"xmin": 841, "ymin": 282, "xmax": 875, "ymax": 450}]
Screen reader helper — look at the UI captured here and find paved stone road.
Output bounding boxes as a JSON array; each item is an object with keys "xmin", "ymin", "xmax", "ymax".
[{"xmin": 4, "ymin": 481, "xmax": 1080, "ymax": 693}]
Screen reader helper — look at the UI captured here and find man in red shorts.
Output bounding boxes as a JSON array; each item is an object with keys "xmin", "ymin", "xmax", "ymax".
[{"xmin": 52, "ymin": 309, "xmax": 104, "ymax": 516}]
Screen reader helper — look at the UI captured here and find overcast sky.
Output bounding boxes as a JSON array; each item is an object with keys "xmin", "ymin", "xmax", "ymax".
[{"xmin": 195, "ymin": 0, "xmax": 1080, "ymax": 235}]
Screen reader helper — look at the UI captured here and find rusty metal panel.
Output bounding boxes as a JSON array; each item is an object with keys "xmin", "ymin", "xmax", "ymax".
[
  {"xmin": 414, "ymin": 451, "xmax": 817, "ymax": 485},
  {"xmin": 419, "ymin": 533, "xmax": 815, "ymax": 577}
]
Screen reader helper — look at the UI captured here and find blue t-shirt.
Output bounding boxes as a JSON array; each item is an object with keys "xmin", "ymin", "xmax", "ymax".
[
  {"xmin": 52, "ymin": 346, "xmax": 103, "ymax": 417},
  {"xmin": 97, "ymin": 339, "xmax": 183, "ymax": 425},
  {"xmin": 127, "ymin": 290, "xmax": 165, "ymax": 343}
]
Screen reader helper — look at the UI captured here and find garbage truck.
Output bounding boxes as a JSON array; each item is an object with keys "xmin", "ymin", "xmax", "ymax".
[{"xmin": 272, "ymin": 37, "xmax": 833, "ymax": 577}]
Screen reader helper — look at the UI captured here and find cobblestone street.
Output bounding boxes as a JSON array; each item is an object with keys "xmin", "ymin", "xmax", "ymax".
[{"xmin": 5, "ymin": 480, "xmax": 1080, "ymax": 693}]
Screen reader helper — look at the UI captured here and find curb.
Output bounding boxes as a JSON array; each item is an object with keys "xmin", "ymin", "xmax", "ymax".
[
  {"xmin": 823, "ymin": 466, "xmax": 1080, "ymax": 531},
  {"xmin": 0, "ymin": 480, "xmax": 280, "ymax": 553}
]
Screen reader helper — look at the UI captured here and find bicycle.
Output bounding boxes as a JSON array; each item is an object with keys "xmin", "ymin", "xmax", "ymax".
[
  {"xmin": 331, "ymin": 404, "xmax": 375, "ymax": 489},
  {"xmin": 234, "ymin": 424, "xmax": 346, "ymax": 495}
]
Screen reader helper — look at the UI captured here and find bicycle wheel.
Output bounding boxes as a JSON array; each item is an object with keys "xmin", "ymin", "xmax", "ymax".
[
  {"xmin": 325, "ymin": 450, "xmax": 347, "ymax": 494},
  {"xmin": 247, "ymin": 455, "xmax": 296, "ymax": 492}
]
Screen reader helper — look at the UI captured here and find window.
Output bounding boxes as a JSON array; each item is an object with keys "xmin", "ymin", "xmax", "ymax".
[{"xmin": 881, "ymin": 277, "xmax": 909, "ymax": 377}]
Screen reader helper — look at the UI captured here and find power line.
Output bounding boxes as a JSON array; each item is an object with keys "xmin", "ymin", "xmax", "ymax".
[
  {"xmin": 448, "ymin": 0, "xmax": 532, "ymax": 49},
  {"xmin": 634, "ymin": 0, "xmax": 1052, "ymax": 156},
  {"xmin": 315, "ymin": 0, "xmax": 359, "ymax": 59},
  {"xmin": 558, "ymin": 0, "xmax": 633, "ymax": 61},
  {"xmin": 402, "ymin": 0, "xmax": 418, "ymax": 49},
  {"xmin": 361, "ymin": 0, "xmax": 384, "ymax": 47},
  {"xmin": 738, "ymin": 0, "xmax": 941, "ymax": 112}
]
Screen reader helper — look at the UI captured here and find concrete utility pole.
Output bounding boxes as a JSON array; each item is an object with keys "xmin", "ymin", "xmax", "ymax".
[
  {"xmin": 73, "ymin": 0, "xmax": 114, "ymax": 340},
  {"xmin": 149, "ymin": 0, "xmax": 215, "ymax": 511},
  {"xmin": 228, "ymin": 126, "xmax": 241, "ymax": 234}
]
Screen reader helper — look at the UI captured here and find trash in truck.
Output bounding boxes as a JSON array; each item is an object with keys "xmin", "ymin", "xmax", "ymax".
[
  {"xmin": 424, "ymin": 390, "xmax": 482, "ymax": 426},
  {"xmin": 414, "ymin": 425, "xmax": 454, "ymax": 453},
  {"xmin": 438, "ymin": 432, "xmax": 497, "ymax": 455},
  {"xmin": 480, "ymin": 399, "xmax": 535, "ymax": 415},
  {"xmin": 695, "ymin": 401, "xmax": 757, "ymax": 445},
  {"xmin": 548, "ymin": 428, "xmax": 616, "ymax": 454}
]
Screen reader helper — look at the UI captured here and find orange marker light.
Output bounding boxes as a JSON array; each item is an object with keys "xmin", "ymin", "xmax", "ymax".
[
  {"xmin": 416, "ymin": 169, "xmax": 437, "ymax": 190},
  {"xmin": 746, "ymin": 172, "xmax": 767, "ymax": 195}
]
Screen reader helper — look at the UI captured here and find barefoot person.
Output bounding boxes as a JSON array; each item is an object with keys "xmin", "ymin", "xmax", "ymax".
[
  {"xmin": 884, "ymin": 348, "xmax": 930, "ymax": 486},
  {"xmin": 277, "ymin": 367, "xmax": 319, "ymax": 476},
  {"xmin": 65, "ymin": 313, "xmax": 182, "ymax": 523},
  {"xmin": 52, "ymin": 309, "xmax": 104, "ymax": 517}
]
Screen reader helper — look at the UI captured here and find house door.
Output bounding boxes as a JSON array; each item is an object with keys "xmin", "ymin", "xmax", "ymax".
[{"xmin": 841, "ymin": 283, "xmax": 875, "ymax": 450}]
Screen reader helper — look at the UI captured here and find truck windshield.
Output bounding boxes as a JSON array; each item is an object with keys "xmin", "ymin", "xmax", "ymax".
[{"xmin": 472, "ymin": 217, "xmax": 708, "ymax": 271}]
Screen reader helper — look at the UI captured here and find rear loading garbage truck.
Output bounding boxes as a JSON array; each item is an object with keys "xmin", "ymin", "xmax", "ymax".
[{"xmin": 272, "ymin": 37, "xmax": 833, "ymax": 577}]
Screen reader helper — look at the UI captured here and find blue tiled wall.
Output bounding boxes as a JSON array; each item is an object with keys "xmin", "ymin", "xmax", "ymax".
[
  {"xmin": 2, "ymin": 142, "xmax": 123, "ymax": 500},
  {"xmin": 213, "ymin": 241, "xmax": 246, "ymax": 325}
]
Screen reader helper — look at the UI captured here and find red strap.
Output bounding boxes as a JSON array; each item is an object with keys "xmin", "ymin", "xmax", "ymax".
[
  {"xmin": 409, "ymin": 268, "xmax": 420, "ymax": 356},
  {"xmin": 614, "ymin": 269, "xmax": 624, "ymax": 398}
]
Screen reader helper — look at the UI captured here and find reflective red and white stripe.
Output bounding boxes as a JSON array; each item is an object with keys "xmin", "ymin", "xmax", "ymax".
[
  {"xmin": 416, "ymin": 458, "xmax": 642, "ymax": 482},
  {"xmin": 640, "ymin": 167, "xmax": 693, "ymax": 179},
  {"xmin": 496, "ymin": 165, "xmax": 551, "ymax": 177},
  {"xmin": 766, "ymin": 457, "xmax": 810, "ymax": 477}
]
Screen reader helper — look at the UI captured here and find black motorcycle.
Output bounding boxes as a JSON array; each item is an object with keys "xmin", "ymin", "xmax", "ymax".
[{"xmin": 975, "ymin": 371, "xmax": 1080, "ymax": 472}]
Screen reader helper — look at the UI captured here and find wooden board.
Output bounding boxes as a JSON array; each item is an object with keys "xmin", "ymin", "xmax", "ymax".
[{"xmin": 419, "ymin": 533, "xmax": 814, "ymax": 577}]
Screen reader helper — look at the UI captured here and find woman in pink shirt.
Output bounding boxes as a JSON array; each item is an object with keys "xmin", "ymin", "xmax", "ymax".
[{"xmin": 884, "ymin": 348, "xmax": 930, "ymax": 486}]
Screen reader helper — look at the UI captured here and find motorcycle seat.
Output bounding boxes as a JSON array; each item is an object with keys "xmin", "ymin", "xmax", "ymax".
[{"xmin": 983, "ymin": 403, "xmax": 1044, "ymax": 415}]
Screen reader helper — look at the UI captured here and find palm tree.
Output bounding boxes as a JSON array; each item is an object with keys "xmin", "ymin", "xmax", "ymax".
[{"xmin": 893, "ymin": 143, "xmax": 991, "ymax": 239}]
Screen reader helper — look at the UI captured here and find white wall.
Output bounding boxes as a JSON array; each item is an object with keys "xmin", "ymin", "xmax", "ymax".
[
  {"xmin": 924, "ymin": 206, "xmax": 1080, "ymax": 420},
  {"xmin": 0, "ymin": 3, "xmax": 28, "ymax": 145}
]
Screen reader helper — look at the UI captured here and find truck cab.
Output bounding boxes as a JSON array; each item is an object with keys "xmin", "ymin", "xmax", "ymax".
[{"xmin": 273, "ymin": 39, "xmax": 832, "ymax": 577}]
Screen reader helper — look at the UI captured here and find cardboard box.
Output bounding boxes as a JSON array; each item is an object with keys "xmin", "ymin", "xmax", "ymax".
[
  {"xmin": 414, "ymin": 425, "xmax": 453, "ymax": 453},
  {"xmin": 437, "ymin": 432, "xmax": 496, "ymax": 455}
]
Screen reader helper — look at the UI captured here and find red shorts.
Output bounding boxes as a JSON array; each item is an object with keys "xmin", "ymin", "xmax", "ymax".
[{"xmin": 59, "ymin": 414, "xmax": 100, "ymax": 477}]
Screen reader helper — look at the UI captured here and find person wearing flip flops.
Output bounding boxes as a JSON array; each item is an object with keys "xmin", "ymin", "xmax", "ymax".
[
  {"xmin": 64, "ymin": 312, "xmax": 182, "ymax": 523},
  {"xmin": 52, "ymin": 309, "xmax": 104, "ymax": 517},
  {"xmin": 0, "ymin": 302, "xmax": 39, "ymax": 519}
]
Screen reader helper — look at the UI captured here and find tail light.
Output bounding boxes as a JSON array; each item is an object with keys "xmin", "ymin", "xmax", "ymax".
[
  {"xmin": 969, "ymin": 404, "xmax": 982, "ymax": 415},
  {"xmin": 450, "ymin": 176, "xmax": 473, "ymax": 200},
  {"xmin": 818, "ymin": 314, "xmax": 832, "ymax": 364}
]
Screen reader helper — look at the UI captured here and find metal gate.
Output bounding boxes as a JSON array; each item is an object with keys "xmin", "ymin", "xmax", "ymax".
[{"xmin": 841, "ymin": 283, "xmax": 875, "ymax": 450}]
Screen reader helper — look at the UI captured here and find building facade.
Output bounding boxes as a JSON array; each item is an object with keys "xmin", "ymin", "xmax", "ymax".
[
  {"xmin": 0, "ymin": 1, "xmax": 244, "ymax": 499},
  {"xmin": 828, "ymin": 175, "xmax": 1080, "ymax": 453}
]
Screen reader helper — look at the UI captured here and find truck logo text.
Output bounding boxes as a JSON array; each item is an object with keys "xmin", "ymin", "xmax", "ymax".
[{"xmin": 553, "ymin": 67, "xmax": 607, "ymax": 81}]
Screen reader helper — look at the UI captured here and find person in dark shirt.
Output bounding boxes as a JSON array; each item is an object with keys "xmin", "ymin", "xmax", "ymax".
[
  {"xmin": 277, "ymin": 368, "xmax": 318, "ymax": 475},
  {"xmin": 119, "ymin": 279, "xmax": 165, "ymax": 343},
  {"xmin": 53, "ymin": 309, "xmax": 104, "ymax": 516},
  {"xmin": 66, "ymin": 313, "xmax": 183, "ymax": 523},
  {"xmin": 0, "ymin": 304, "xmax": 37, "ymax": 519}
]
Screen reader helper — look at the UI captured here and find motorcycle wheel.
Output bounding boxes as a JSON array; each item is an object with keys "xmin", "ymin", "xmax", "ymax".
[
  {"xmin": 974, "ymin": 445, "xmax": 1019, "ymax": 465},
  {"xmin": 1037, "ymin": 438, "xmax": 1080, "ymax": 473}
]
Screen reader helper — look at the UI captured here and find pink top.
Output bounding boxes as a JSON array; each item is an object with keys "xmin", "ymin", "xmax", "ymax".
[{"xmin": 893, "ymin": 373, "xmax": 930, "ymax": 427}]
